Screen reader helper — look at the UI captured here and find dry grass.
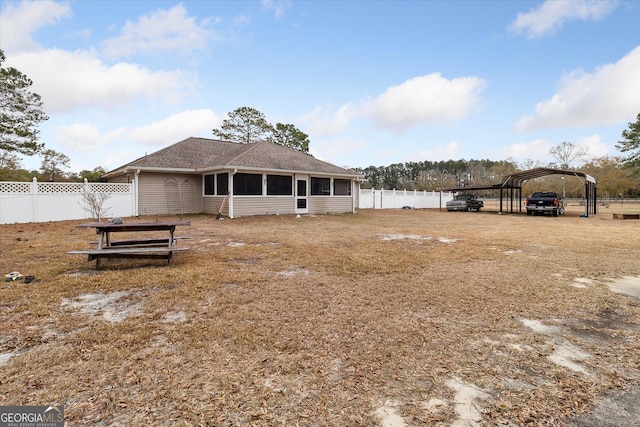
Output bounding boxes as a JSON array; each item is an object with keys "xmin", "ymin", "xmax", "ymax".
[{"xmin": 1, "ymin": 208, "xmax": 639, "ymax": 426}]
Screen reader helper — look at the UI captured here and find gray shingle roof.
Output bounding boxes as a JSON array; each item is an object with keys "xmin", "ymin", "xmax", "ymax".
[{"xmin": 104, "ymin": 137, "xmax": 358, "ymax": 177}]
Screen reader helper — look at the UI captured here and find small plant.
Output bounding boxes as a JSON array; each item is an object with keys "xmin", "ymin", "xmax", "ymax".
[{"xmin": 80, "ymin": 187, "xmax": 112, "ymax": 221}]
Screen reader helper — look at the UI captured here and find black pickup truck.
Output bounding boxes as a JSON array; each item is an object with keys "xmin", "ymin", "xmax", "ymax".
[{"xmin": 525, "ymin": 191, "xmax": 564, "ymax": 217}]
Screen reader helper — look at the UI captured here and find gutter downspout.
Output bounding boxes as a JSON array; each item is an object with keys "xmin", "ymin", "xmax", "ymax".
[
  {"xmin": 229, "ymin": 169, "xmax": 237, "ymax": 219},
  {"xmin": 134, "ymin": 169, "xmax": 140, "ymax": 217}
]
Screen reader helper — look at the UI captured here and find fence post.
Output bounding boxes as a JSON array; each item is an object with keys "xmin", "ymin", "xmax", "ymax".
[
  {"xmin": 31, "ymin": 177, "xmax": 38, "ymax": 223},
  {"xmin": 83, "ymin": 178, "xmax": 90, "ymax": 219}
]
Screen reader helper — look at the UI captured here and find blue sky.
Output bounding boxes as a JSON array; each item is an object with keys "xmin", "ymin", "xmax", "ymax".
[{"xmin": 1, "ymin": 0, "xmax": 639, "ymax": 173}]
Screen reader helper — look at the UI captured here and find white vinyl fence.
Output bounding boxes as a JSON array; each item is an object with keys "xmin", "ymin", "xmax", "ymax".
[
  {"xmin": 359, "ymin": 188, "xmax": 454, "ymax": 209},
  {"xmin": 1, "ymin": 180, "xmax": 453, "ymax": 224},
  {"xmin": 0, "ymin": 179, "xmax": 135, "ymax": 224}
]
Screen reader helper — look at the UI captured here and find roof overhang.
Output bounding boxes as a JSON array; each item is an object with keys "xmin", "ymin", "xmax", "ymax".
[{"xmin": 104, "ymin": 165, "xmax": 362, "ymax": 180}]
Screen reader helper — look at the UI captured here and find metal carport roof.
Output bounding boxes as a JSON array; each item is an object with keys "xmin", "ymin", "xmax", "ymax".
[{"xmin": 441, "ymin": 167, "xmax": 597, "ymax": 216}]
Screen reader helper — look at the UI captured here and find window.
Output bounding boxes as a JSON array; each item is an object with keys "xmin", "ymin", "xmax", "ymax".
[
  {"xmin": 267, "ymin": 175, "xmax": 292, "ymax": 195},
  {"xmin": 233, "ymin": 173, "xmax": 262, "ymax": 195},
  {"xmin": 217, "ymin": 173, "xmax": 228, "ymax": 195},
  {"xmin": 204, "ymin": 174, "xmax": 215, "ymax": 195},
  {"xmin": 311, "ymin": 177, "xmax": 331, "ymax": 195},
  {"xmin": 334, "ymin": 179, "xmax": 351, "ymax": 196}
]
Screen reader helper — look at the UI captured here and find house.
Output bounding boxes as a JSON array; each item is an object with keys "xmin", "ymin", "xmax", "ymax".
[{"xmin": 103, "ymin": 137, "xmax": 362, "ymax": 218}]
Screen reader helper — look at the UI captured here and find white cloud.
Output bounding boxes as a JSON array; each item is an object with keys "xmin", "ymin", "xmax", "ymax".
[
  {"xmin": 55, "ymin": 123, "xmax": 126, "ymax": 152},
  {"xmin": 0, "ymin": 0, "xmax": 72, "ymax": 53},
  {"xmin": 126, "ymin": 109, "xmax": 221, "ymax": 145},
  {"xmin": 516, "ymin": 46, "xmax": 640, "ymax": 132},
  {"xmin": 363, "ymin": 74, "xmax": 486, "ymax": 132},
  {"xmin": 301, "ymin": 103, "xmax": 357, "ymax": 137},
  {"xmin": 411, "ymin": 141, "xmax": 463, "ymax": 162},
  {"xmin": 575, "ymin": 134, "xmax": 610, "ymax": 159},
  {"xmin": 101, "ymin": 4, "xmax": 215, "ymax": 59},
  {"xmin": 261, "ymin": 0, "xmax": 292, "ymax": 18},
  {"xmin": 311, "ymin": 137, "xmax": 365, "ymax": 165},
  {"xmin": 7, "ymin": 49, "xmax": 193, "ymax": 113},
  {"xmin": 303, "ymin": 73, "xmax": 486, "ymax": 137},
  {"xmin": 493, "ymin": 139, "xmax": 554, "ymax": 161},
  {"xmin": 509, "ymin": 0, "xmax": 619, "ymax": 39}
]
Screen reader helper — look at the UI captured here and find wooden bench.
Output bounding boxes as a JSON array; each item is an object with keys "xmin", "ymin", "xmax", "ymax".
[
  {"xmin": 69, "ymin": 247, "xmax": 189, "ymax": 265},
  {"xmin": 90, "ymin": 236, "xmax": 190, "ymax": 248}
]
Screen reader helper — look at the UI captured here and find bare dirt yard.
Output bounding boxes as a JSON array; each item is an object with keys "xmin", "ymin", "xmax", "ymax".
[{"xmin": 1, "ymin": 207, "xmax": 639, "ymax": 426}]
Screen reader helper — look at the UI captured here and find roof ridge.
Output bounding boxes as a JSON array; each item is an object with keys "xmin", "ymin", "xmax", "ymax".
[{"xmin": 222, "ymin": 140, "xmax": 267, "ymax": 165}]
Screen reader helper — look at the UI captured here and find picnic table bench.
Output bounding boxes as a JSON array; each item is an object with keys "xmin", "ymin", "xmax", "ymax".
[{"xmin": 69, "ymin": 220, "xmax": 190, "ymax": 268}]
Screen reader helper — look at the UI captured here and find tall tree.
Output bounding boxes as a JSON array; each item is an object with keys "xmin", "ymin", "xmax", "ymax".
[
  {"xmin": 616, "ymin": 113, "xmax": 640, "ymax": 171},
  {"xmin": 40, "ymin": 149, "xmax": 70, "ymax": 181},
  {"xmin": 0, "ymin": 49, "xmax": 49, "ymax": 155},
  {"xmin": 269, "ymin": 123, "xmax": 310, "ymax": 154},
  {"xmin": 549, "ymin": 141, "xmax": 588, "ymax": 169},
  {"xmin": 212, "ymin": 106, "xmax": 273, "ymax": 144},
  {"xmin": 0, "ymin": 149, "xmax": 30, "ymax": 181}
]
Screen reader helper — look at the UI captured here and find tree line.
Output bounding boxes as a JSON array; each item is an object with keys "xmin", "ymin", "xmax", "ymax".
[{"xmin": 353, "ymin": 155, "xmax": 639, "ymax": 198}]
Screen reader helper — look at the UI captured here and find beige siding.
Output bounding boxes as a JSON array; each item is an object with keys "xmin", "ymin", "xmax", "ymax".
[
  {"xmin": 203, "ymin": 196, "xmax": 228, "ymax": 216},
  {"xmin": 138, "ymin": 173, "xmax": 203, "ymax": 215},
  {"xmin": 232, "ymin": 196, "xmax": 295, "ymax": 218},
  {"xmin": 309, "ymin": 196, "xmax": 354, "ymax": 215}
]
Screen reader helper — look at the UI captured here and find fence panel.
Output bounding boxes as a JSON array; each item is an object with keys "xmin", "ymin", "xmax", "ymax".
[
  {"xmin": 0, "ymin": 179, "xmax": 135, "ymax": 224},
  {"xmin": 2, "ymin": 182, "xmax": 453, "ymax": 224},
  {"xmin": 358, "ymin": 189, "xmax": 453, "ymax": 210}
]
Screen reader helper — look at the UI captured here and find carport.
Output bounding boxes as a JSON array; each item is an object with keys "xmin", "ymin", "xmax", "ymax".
[{"xmin": 441, "ymin": 167, "xmax": 597, "ymax": 217}]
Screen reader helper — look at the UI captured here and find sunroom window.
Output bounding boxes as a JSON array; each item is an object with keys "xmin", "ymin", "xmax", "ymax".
[
  {"xmin": 311, "ymin": 177, "xmax": 331, "ymax": 195},
  {"xmin": 267, "ymin": 175, "xmax": 292, "ymax": 195},
  {"xmin": 233, "ymin": 173, "xmax": 262, "ymax": 195}
]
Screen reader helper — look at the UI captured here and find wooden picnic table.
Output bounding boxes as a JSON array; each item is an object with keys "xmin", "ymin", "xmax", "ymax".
[{"xmin": 69, "ymin": 220, "xmax": 190, "ymax": 268}]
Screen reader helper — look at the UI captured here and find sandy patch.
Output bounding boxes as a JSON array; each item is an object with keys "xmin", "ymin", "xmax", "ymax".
[
  {"xmin": 548, "ymin": 342, "xmax": 591, "ymax": 374},
  {"xmin": 278, "ymin": 268, "xmax": 310, "ymax": 276},
  {"xmin": 445, "ymin": 378, "xmax": 488, "ymax": 427},
  {"xmin": 162, "ymin": 311, "xmax": 187, "ymax": 323},
  {"xmin": 438, "ymin": 237, "xmax": 458, "ymax": 243},
  {"xmin": 606, "ymin": 276, "xmax": 640, "ymax": 298},
  {"xmin": 420, "ymin": 397, "xmax": 447, "ymax": 413},
  {"xmin": 379, "ymin": 234, "xmax": 431, "ymax": 242},
  {"xmin": 61, "ymin": 291, "xmax": 142, "ymax": 323},
  {"xmin": 0, "ymin": 351, "xmax": 16, "ymax": 366},
  {"xmin": 374, "ymin": 400, "xmax": 406, "ymax": 427},
  {"xmin": 520, "ymin": 318, "xmax": 560, "ymax": 335},
  {"xmin": 571, "ymin": 277, "xmax": 595, "ymax": 288},
  {"xmin": 521, "ymin": 318, "xmax": 592, "ymax": 374},
  {"xmin": 504, "ymin": 249, "xmax": 523, "ymax": 254}
]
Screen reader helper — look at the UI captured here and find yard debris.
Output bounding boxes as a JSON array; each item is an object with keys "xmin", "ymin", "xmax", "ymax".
[{"xmin": 4, "ymin": 271, "xmax": 23, "ymax": 281}]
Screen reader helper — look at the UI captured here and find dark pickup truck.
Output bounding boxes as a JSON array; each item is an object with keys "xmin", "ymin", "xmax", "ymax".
[
  {"xmin": 446, "ymin": 194, "xmax": 484, "ymax": 212},
  {"xmin": 525, "ymin": 191, "xmax": 564, "ymax": 217}
]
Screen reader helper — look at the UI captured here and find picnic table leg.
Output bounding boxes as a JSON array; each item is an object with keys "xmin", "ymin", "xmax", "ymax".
[
  {"xmin": 97, "ymin": 229, "xmax": 105, "ymax": 249},
  {"xmin": 169, "ymin": 226, "xmax": 176, "ymax": 247}
]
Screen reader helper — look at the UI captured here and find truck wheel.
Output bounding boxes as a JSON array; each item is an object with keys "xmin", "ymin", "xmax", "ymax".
[
  {"xmin": 527, "ymin": 210, "xmax": 532, "ymax": 216},
  {"xmin": 553, "ymin": 209, "xmax": 558, "ymax": 217}
]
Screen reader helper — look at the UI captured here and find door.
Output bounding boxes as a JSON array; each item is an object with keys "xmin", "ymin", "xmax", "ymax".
[{"xmin": 295, "ymin": 175, "xmax": 308, "ymax": 214}]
